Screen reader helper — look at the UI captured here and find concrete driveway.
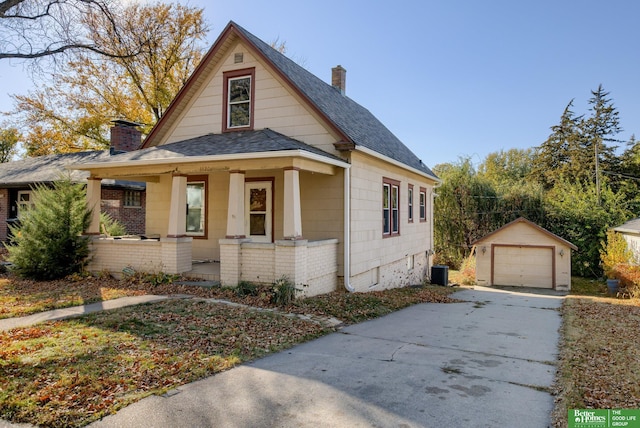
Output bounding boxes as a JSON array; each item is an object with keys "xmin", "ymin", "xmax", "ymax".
[{"xmin": 88, "ymin": 286, "xmax": 564, "ymax": 428}]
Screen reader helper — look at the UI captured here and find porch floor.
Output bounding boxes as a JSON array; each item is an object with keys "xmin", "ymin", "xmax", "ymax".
[{"xmin": 184, "ymin": 260, "xmax": 220, "ymax": 281}]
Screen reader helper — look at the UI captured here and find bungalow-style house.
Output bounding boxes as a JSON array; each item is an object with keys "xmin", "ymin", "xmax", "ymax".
[
  {"xmin": 71, "ymin": 21, "xmax": 439, "ymax": 296},
  {"xmin": 0, "ymin": 121, "xmax": 146, "ymax": 242}
]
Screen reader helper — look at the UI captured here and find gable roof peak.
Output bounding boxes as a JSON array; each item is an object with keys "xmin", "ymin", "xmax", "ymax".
[{"xmin": 145, "ymin": 21, "xmax": 437, "ymax": 180}]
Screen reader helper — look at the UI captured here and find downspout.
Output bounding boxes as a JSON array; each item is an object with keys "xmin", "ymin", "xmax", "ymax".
[{"xmin": 344, "ymin": 164, "xmax": 355, "ymax": 292}]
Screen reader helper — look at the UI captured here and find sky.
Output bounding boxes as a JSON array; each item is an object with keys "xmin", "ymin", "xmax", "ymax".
[{"xmin": 1, "ymin": 0, "xmax": 639, "ymax": 168}]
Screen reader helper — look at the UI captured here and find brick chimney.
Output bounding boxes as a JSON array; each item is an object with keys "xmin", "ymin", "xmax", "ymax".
[
  {"xmin": 110, "ymin": 120, "xmax": 142, "ymax": 153},
  {"xmin": 331, "ymin": 65, "xmax": 346, "ymax": 95}
]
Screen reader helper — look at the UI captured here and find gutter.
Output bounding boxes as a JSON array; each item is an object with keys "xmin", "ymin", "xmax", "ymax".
[
  {"xmin": 343, "ymin": 164, "xmax": 355, "ymax": 292},
  {"xmin": 68, "ymin": 149, "xmax": 351, "ymax": 171}
]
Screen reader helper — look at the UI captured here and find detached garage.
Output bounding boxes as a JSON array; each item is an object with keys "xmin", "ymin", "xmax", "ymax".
[{"xmin": 474, "ymin": 217, "xmax": 576, "ymax": 291}]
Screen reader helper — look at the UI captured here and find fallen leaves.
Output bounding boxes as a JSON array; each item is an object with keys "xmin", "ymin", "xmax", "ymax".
[
  {"xmin": 0, "ymin": 299, "xmax": 329, "ymax": 427},
  {"xmin": 552, "ymin": 296, "xmax": 640, "ymax": 427}
]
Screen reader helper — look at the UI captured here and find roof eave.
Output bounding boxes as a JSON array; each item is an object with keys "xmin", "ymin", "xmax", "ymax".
[
  {"xmin": 68, "ymin": 149, "xmax": 351, "ymax": 171},
  {"xmin": 356, "ymin": 145, "xmax": 440, "ymax": 183}
]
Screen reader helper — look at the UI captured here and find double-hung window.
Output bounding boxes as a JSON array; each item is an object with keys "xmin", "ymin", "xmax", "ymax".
[
  {"xmin": 419, "ymin": 187, "xmax": 427, "ymax": 222},
  {"xmin": 124, "ymin": 190, "xmax": 141, "ymax": 207},
  {"xmin": 223, "ymin": 68, "xmax": 255, "ymax": 131},
  {"xmin": 383, "ymin": 178, "xmax": 400, "ymax": 237},
  {"xmin": 186, "ymin": 176, "xmax": 208, "ymax": 238}
]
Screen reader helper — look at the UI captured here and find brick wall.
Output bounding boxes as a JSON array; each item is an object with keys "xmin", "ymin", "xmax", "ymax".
[
  {"xmin": 220, "ymin": 238, "xmax": 339, "ymax": 297},
  {"xmin": 0, "ymin": 188, "xmax": 8, "ymax": 241},
  {"xmin": 87, "ymin": 237, "xmax": 191, "ymax": 275},
  {"xmin": 100, "ymin": 188, "xmax": 146, "ymax": 235},
  {"xmin": 240, "ymin": 243, "xmax": 275, "ymax": 283}
]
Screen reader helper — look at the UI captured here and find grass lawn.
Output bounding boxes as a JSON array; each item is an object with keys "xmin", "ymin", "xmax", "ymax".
[
  {"xmin": 551, "ymin": 278, "xmax": 640, "ymax": 428},
  {"xmin": 0, "ymin": 274, "xmax": 147, "ymax": 319},
  {"xmin": 0, "ymin": 274, "xmax": 459, "ymax": 427}
]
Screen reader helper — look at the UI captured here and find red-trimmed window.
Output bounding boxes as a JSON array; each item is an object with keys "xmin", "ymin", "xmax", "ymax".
[
  {"xmin": 419, "ymin": 187, "xmax": 427, "ymax": 222},
  {"xmin": 383, "ymin": 178, "xmax": 400, "ymax": 237},
  {"xmin": 408, "ymin": 184, "xmax": 414, "ymax": 223},
  {"xmin": 223, "ymin": 68, "xmax": 255, "ymax": 131}
]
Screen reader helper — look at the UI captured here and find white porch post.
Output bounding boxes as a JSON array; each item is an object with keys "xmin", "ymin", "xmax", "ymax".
[
  {"xmin": 283, "ymin": 167, "xmax": 302, "ymax": 239},
  {"xmin": 85, "ymin": 176, "xmax": 102, "ymax": 235},
  {"xmin": 226, "ymin": 170, "xmax": 246, "ymax": 238},
  {"xmin": 167, "ymin": 173, "xmax": 187, "ymax": 238}
]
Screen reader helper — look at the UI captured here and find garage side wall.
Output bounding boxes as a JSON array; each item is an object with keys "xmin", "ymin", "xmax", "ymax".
[{"xmin": 475, "ymin": 222, "xmax": 572, "ymax": 291}]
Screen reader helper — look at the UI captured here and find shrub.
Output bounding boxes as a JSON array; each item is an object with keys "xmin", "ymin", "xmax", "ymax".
[
  {"xmin": 458, "ymin": 253, "xmax": 476, "ymax": 285},
  {"xmin": 613, "ymin": 263, "xmax": 640, "ymax": 298},
  {"xmin": 100, "ymin": 212, "xmax": 127, "ymax": 236},
  {"xmin": 6, "ymin": 179, "xmax": 91, "ymax": 280},
  {"xmin": 271, "ymin": 276, "xmax": 300, "ymax": 306},
  {"xmin": 600, "ymin": 230, "xmax": 632, "ymax": 279},
  {"xmin": 235, "ymin": 281, "xmax": 258, "ymax": 297}
]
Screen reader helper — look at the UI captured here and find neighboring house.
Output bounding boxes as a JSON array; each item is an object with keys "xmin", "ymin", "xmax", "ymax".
[
  {"xmin": 0, "ymin": 121, "xmax": 146, "ymax": 241},
  {"xmin": 71, "ymin": 21, "xmax": 439, "ymax": 296},
  {"xmin": 612, "ymin": 218, "xmax": 640, "ymax": 262},
  {"xmin": 474, "ymin": 217, "xmax": 576, "ymax": 291}
]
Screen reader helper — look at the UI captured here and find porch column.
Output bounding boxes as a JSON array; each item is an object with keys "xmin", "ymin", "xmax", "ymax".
[
  {"xmin": 167, "ymin": 173, "xmax": 187, "ymax": 238},
  {"xmin": 226, "ymin": 170, "xmax": 246, "ymax": 238},
  {"xmin": 283, "ymin": 167, "xmax": 302, "ymax": 239},
  {"xmin": 85, "ymin": 176, "xmax": 102, "ymax": 235}
]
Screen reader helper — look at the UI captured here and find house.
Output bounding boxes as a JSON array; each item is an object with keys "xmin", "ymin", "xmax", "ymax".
[
  {"xmin": 0, "ymin": 121, "xmax": 146, "ymax": 241},
  {"xmin": 70, "ymin": 21, "xmax": 439, "ymax": 296},
  {"xmin": 474, "ymin": 217, "xmax": 576, "ymax": 291},
  {"xmin": 612, "ymin": 218, "xmax": 640, "ymax": 262}
]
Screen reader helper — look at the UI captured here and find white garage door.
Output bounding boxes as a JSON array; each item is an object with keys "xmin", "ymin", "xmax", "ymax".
[{"xmin": 493, "ymin": 246, "xmax": 553, "ymax": 288}]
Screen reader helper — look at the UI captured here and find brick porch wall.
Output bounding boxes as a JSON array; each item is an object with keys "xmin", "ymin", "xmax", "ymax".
[
  {"xmin": 220, "ymin": 238, "xmax": 339, "ymax": 297},
  {"xmin": 100, "ymin": 188, "xmax": 146, "ymax": 235},
  {"xmin": 87, "ymin": 236, "xmax": 192, "ymax": 275}
]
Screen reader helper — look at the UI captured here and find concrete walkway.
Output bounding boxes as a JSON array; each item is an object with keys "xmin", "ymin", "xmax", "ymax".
[
  {"xmin": 0, "ymin": 295, "xmax": 170, "ymax": 332},
  {"xmin": 82, "ymin": 286, "xmax": 565, "ymax": 428}
]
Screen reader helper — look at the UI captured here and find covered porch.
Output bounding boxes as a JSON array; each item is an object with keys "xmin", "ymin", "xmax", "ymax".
[{"xmin": 73, "ymin": 130, "xmax": 350, "ymax": 296}]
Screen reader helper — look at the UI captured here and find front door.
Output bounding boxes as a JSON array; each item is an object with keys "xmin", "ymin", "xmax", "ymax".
[{"xmin": 245, "ymin": 181, "xmax": 272, "ymax": 242}]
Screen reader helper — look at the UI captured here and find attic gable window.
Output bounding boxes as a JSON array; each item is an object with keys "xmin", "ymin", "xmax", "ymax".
[{"xmin": 223, "ymin": 68, "xmax": 255, "ymax": 132}]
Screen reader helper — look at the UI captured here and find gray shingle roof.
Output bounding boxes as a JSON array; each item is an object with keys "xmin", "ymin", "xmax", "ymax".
[
  {"xmin": 613, "ymin": 218, "xmax": 640, "ymax": 234},
  {"xmin": 91, "ymin": 129, "xmax": 346, "ymax": 164},
  {"xmin": 232, "ymin": 22, "xmax": 437, "ymax": 179},
  {"xmin": 0, "ymin": 151, "xmax": 144, "ymax": 189}
]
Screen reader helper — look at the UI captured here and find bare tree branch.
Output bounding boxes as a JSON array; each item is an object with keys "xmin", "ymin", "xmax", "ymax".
[{"xmin": 0, "ymin": 0, "xmax": 144, "ymax": 61}]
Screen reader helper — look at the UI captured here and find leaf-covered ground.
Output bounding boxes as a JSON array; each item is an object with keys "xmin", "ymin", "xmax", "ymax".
[
  {"xmin": 0, "ymin": 270, "xmax": 460, "ymax": 427},
  {"xmin": 0, "ymin": 274, "xmax": 148, "ymax": 319},
  {"xmin": 0, "ymin": 299, "xmax": 330, "ymax": 427},
  {"xmin": 551, "ymin": 296, "xmax": 640, "ymax": 427}
]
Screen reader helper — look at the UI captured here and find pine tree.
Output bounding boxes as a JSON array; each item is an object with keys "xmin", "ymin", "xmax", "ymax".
[
  {"xmin": 6, "ymin": 178, "xmax": 91, "ymax": 279},
  {"xmin": 530, "ymin": 100, "xmax": 582, "ymax": 188}
]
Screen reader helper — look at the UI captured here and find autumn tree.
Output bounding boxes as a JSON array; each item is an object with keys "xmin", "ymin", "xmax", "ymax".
[
  {"xmin": 0, "ymin": 126, "xmax": 20, "ymax": 162},
  {"xmin": 8, "ymin": 2, "xmax": 208, "ymax": 155}
]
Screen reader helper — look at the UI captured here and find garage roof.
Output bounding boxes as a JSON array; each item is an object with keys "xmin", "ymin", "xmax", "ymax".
[{"xmin": 473, "ymin": 217, "xmax": 577, "ymax": 250}]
